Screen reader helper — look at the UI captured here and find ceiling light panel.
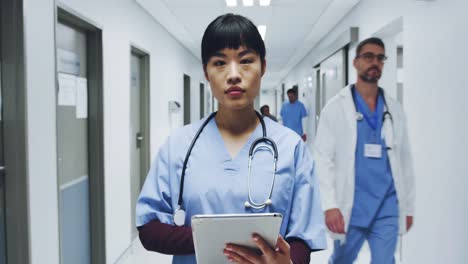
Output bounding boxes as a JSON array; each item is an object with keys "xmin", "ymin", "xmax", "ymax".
[
  {"xmin": 243, "ymin": 0, "xmax": 254, "ymax": 6},
  {"xmin": 259, "ymin": 0, "xmax": 271, "ymax": 6},
  {"xmin": 226, "ymin": 0, "xmax": 237, "ymax": 7}
]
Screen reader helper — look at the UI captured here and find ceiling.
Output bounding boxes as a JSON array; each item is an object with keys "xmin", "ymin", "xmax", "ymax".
[{"xmin": 136, "ymin": 0, "xmax": 361, "ymax": 90}]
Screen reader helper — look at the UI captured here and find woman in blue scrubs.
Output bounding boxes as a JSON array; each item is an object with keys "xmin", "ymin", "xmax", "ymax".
[{"xmin": 136, "ymin": 13, "xmax": 326, "ymax": 264}]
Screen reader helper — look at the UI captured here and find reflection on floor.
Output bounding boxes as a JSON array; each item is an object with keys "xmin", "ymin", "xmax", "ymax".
[{"xmin": 118, "ymin": 237, "xmax": 402, "ymax": 264}]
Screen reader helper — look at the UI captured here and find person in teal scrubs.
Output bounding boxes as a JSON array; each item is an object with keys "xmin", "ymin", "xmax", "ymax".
[{"xmin": 280, "ymin": 88, "xmax": 308, "ymax": 141}]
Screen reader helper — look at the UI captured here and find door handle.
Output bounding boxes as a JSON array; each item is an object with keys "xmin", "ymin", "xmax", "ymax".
[{"xmin": 136, "ymin": 132, "xmax": 144, "ymax": 149}]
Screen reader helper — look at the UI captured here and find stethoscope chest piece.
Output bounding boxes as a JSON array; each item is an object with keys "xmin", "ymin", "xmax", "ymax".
[
  {"xmin": 173, "ymin": 207, "xmax": 186, "ymax": 226},
  {"xmin": 244, "ymin": 198, "xmax": 272, "ymax": 209}
]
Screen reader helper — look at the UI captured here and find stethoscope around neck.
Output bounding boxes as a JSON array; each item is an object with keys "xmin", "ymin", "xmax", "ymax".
[
  {"xmin": 351, "ymin": 85, "xmax": 394, "ymax": 149},
  {"xmin": 173, "ymin": 111, "xmax": 279, "ymax": 226}
]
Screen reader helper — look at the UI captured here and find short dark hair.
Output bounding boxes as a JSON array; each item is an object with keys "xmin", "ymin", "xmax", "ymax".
[
  {"xmin": 355, "ymin": 37, "xmax": 385, "ymax": 58},
  {"xmin": 287, "ymin": 88, "xmax": 297, "ymax": 95},
  {"xmin": 201, "ymin": 13, "xmax": 266, "ymax": 66},
  {"xmin": 260, "ymin": 105, "xmax": 269, "ymax": 114}
]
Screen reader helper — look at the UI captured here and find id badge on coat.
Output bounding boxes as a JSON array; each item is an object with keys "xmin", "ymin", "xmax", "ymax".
[{"xmin": 364, "ymin": 143, "xmax": 382, "ymax": 158}]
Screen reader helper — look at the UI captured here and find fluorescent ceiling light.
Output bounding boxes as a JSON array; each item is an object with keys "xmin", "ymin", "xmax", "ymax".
[
  {"xmin": 243, "ymin": 0, "xmax": 254, "ymax": 6},
  {"xmin": 259, "ymin": 0, "xmax": 271, "ymax": 6},
  {"xmin": 257, "ymin": 25, "xmax": 266, "ymax": 40},
  {"xmin": 226, "ymin": 0, "xmax": 237, "ymax": 7}
]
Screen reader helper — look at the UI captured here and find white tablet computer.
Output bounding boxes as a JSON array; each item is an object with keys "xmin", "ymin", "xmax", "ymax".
[{"xmin": 191, "ymin": 213, "xmax": 283, "ymax": 264}]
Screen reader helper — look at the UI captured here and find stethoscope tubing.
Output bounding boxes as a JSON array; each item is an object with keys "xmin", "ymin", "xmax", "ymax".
[
  {"xmin": 246, "ymin": 143, "xmax": 277, "ymax": 209},
  {"xmin": 177, "ymin": 111, "xmax": 278, "ymax": 215},
  {"xmin": 177, "ymin": 112, "xmax": 217, "ymax": 208},
  {"xmin": 351, "ymin": 85, "xmax": 393, "ymax": 125},
  {"xmin": 351, "ymin": 85, "xmax": 395, "ymax": 150}
]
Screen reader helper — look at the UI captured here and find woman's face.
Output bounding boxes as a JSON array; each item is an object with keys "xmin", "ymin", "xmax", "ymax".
[{"xmin": 204, "ymin": 46, "xmax": 266, "ymax": 111}]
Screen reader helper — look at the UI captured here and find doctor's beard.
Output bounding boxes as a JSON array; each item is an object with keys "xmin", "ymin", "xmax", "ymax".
[{"xmin": 360, "ymin": 66, "xmax": 381, "ymax": 83}]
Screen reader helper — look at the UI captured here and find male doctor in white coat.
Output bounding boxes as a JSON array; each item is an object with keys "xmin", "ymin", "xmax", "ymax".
[{"xmin": 314, "ymin": 37, "xmax": 415, "ymax": 263}]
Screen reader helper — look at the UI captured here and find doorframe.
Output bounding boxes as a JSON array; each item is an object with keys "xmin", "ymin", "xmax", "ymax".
[
  {"xmin": 1, "ymin": 0, "xmax": 30, "ymax": 263},
  {"xmin": 130, "ymin": 46, "xmax": 151, "ymax": 238},
  {"xmin": 56, "ymin": 7, "xmax": 106, "ymax": 264},
  {"xmin": 183, "ymin": 74, "xmax": 191, "ymax": 125},
  {"xmin": 281, "ymin": 83, "xmax": 285, "ymax": 103},
  {"xmin": 130, "ymin": 46, "xmax": 150, "ymax": 187},
  {"xmin": 199, "ymin": 83, "xmax": 205, "ymax": 119}
]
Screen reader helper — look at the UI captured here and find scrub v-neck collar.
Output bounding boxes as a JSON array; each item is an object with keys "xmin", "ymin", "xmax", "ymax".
[{"xmin": 208, "ymin": 117, "xmax": 263, "ymax": 161}]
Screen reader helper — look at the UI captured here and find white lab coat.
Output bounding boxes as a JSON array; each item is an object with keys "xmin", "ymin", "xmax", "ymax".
[{"xmin": 313, "ymin": 85, "xmax": 415, "ymax": 241}]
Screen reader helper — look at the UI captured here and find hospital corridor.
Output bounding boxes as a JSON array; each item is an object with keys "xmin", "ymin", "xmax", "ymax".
[{"xmin": 1, "ymin": 0, "xmax": 467, "ymax": 263}]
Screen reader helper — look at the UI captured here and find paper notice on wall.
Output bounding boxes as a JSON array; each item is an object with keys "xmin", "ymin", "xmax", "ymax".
[
  {"xmin": 76, "ymin": 77, "xmax": 88, "ymax": 119},
  {"xmin": 58, "ymin": 73, "xmax": 77, "ymax": 106}
]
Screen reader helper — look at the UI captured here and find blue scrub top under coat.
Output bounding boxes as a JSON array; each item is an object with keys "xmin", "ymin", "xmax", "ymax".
[
  {"xmin": 136, "ymin": 116, "xmax": 326, "ymax": 264},
  {"xmin": 280, "ymin": 101, "xmax": 308, "ymax": 136},
  {"xmin": 350, "ymin": 90, "xmax": 399, "ymax": 228}
]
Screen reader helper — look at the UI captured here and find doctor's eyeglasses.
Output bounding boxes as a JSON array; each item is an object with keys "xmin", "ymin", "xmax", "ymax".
[{"xmin": 356, "ymin": 52, "xmax": 388, "ymax": 63}]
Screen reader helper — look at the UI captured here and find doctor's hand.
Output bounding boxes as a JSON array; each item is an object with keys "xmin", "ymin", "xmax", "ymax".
[
  {"xmin": 407, "ymin": 216, "xmax": 414, "ymax": 231},
  {"xmin": 325, "ymin": 208, "xmax": 346, "ymax": 234},
  {"xmin": 224, "ymin": 234, "xmax": 292, "ymax": 264}
]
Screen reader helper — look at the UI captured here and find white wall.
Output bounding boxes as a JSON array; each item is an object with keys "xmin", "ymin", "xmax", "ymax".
[
  {"xmin": 282, "ymin": 0, "xmax": 468, "ymax": 262},
  {"xmin": 404, "ymin": 0, "xmax": 468, "ymax": 262},
  {"xmin": 259, "ymin": 90, "xmax": 277, "ymax": 116},
  {"xmin": 23, "ymin": 0, "xmax": 205, "ymax": 263},
  {"xmin": 23, "ymin": 0, "xmax": 60, "ymax": 263}
]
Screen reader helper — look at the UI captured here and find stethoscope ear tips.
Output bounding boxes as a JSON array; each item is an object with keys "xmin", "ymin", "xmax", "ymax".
[
  {"xmin": 265, "ymin": 199, "xmax": 272, "ymax": 205},
  {"xmin": 244, "ymin": 201, "xmax": 251, "ymax": 208}
]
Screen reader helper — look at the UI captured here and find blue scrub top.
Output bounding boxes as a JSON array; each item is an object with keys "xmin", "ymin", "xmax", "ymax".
[
  {"xmin": 136, "ymin": 116, "xmax": 326, "ymax": 264},
  {"xmin": 280, "ymin": 101, "xmax": 308, "ymax": 136},
  {"xmin": 350, "ymin": 90, "xmax": 399, "ymax": 228}
]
